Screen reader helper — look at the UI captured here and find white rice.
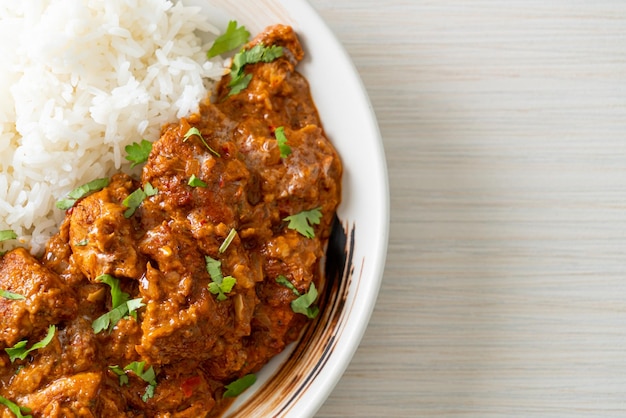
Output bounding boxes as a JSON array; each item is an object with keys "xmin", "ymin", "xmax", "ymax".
[{"xmin": 0, "ymin": 0, "xmax": 227, "ymax": 254}]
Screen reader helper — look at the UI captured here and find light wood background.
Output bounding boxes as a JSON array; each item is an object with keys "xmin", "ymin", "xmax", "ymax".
[{"xmin": 309, "ymin": 1, "xmax": 626, "ymax": 416}]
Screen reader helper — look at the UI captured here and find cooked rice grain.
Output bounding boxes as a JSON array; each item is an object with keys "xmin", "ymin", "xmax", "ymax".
[{"xmin": 0, "ymin": 0, "xmax": 226, "ymax": 254}]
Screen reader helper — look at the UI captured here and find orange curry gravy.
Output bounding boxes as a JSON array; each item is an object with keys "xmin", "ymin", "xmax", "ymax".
[{"xmin": 0, "ymin": 25, "xmax": 342, "ymax": 417}]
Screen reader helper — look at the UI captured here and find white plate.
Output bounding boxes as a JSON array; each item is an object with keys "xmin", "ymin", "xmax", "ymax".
[{"xmin": 184, "ymin": 1, "xmax": 389, "ymax": 416}]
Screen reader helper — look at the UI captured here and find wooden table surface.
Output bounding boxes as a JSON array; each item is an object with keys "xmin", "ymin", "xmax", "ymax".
[{"xmin": 309, "ymin": 1, "xmax": 626, "ymax": 416}]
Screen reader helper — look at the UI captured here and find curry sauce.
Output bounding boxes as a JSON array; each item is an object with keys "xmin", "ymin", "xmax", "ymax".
[{"xmin": 0, "ymin": 25, "xmax": 342, "ymax": 417}]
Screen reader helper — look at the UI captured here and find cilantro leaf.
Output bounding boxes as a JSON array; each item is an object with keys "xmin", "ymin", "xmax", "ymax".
[
  {"xmin": 124, "ymin": 361, "xmax": 157, "ymax": 402},
  {"xmin": 227, "ymin": 44, "xmax": 283, "ymax": 96},
  {"xmin": 92, "ymin": 298, "xmax": 144, "ymax": 334},
  {"xmin": 283, "ymin": 207, "xmax": 322, "ymax": 238},
  {"xmin": 183, "ymin": 127, "xmax": 221, "ymax": 157},
  {"xmin": 109, "ymin": 365, "xmax": 129, "ymax": 386},
  {"xmin": 205, "ymin": 256, "xmax": 224, "ymax": 283},
  {"xmin": 223, "ymin": 373, "xmax": 256, "ymax": 398},
  {"xmin": 0, "ymin": 230, "xmax": 17, "ymax": 242},
  {"xmin": 92, "ymin": 276, "xmax": 143, "ymax": 334},
  {"xmin": 218, "ymin": 228, "xmax": 237, "ymax": 253},
  {"xmin": 123, "ymin": 188, "xmax": 146, "ymax": 218},
  {"xmin": 205, "ymin": 256, "xmax": 236, "ymax": 301},
  {"xmin": 92, "ymin": 304, "xmax": 128, "ymax": 334},
  {"xmin": 5, "ymin": 325, "xmax": 56, "ymax": 363},
  {"xmin": 275, "ymin": 276, "xmax": 320, "ymax": 319},
  {"xmin": 123, "ymin": 183, "xmax": 157, "ymax": 218},
  {"xmin": 207, "ymin": 20, "xmax": 250, "ymax": 58},
  {"xmin": 228, "ymin": 73, "xmax": 253, "ymax": 96},
  {"xmin": 275, "ymin": 126, "xmax": 292, "ymax": 159},
  {"xmin": 188, "ymin": 174, "xmax": 207, "ymax": 188},
  {"xmin": 56, "ymin": 178, "xmax": 109, "ymax": 210},
  {"xmin": 0, "ymin": 396, "xmax": 31, "ymax": 418},
  {"xmin": 125, "ymin": 139, "xmax": 152, "ymax": 168},
  {"xmin": 275, "ymin": 275, "xmax": 298, "ymax": 294},
  {"xmin": 144, "ymin": 182, "xmax": 158, "ymax": 197},
  {"xmin": 96, "ymin": 274, "xmax": 130, "ymax": 309},
  {"xmin": 126, "ymin": 298, "xmax": 144, "ymax": 320},
  {"xmin": 291, "ymin": 282, "xmax": 320, "ymax": 319},
  {"xmin": 0, "ymin": 289, "xmax": 26, "ymax": 300}
]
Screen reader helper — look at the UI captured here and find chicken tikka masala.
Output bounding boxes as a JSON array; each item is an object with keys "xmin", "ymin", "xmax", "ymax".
[{"xmin": 0, "ymin": 24, "xmax": 342, "ymax": 417}]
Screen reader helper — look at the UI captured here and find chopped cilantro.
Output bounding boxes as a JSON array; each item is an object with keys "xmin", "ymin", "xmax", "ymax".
[
  {"xmin": 0, "ymin": 289, "xmax": 26, "ymax": 300},
  {"xmin": 223, "ymin": 373, "xmax": 256, "ymax": 398},
  {"xmin": 144, "ymin": 182, "xmax": 158, "ymax": 197},
  {"xmin": 123, "ymin": 183, "xmax": 157, "ymax": 218},
  {"xmin": 56, "ymin": 178, "xmax": 109, "ymax": 210},
  {"xmin": 183, "ymin": 127, "xmax": 221, "ymax": 157},
  {"xmin": 92, "ymin": 275, "xmax": 144, "ymax": 334},
  {"xmin": 275, "ymin": 275, "xmax": 298, "ymax": 293},
  {"xmin": 109, "ymin": 365, "xmax": 129, "ymax": 386},
  {"xmin": 75, "ymin": 239, "xmax": 89, "ymax": 246},
  {"xmin": 218, "ymin": 228, "xmax": 237, "ymax": 254},
  {"xmin": 5, "ymin": 325, "xmax": 56, "ymax": 363},
  {"xmin": 205, "ymin": 256, "xmax": 236, "ymax": 301},
  {"xmin": 207, "ymin": 20, "xmax": 250, "ymax": 58},
  {"xmin": 125, "ymin": 139, "xmax": 152, "ymax": 168},
  {"xmin": 188, "ymin": 174, "xmax": 207, "ymax": 188},
  {"xmin": 227, "ymin": 43, "xmax": 283, "ymax": 96},
  {"xmin": 283, "ymin": 207, "xmax": 322, "ymax": 238},
  {"xmin": 96, "ymin": 274, "xmax": 129, "ymax": 309},
  {"xmin": 274, "ymin": 126, "xmax": 292, "ymax": 158},
  {"xmin": 124, "ymin": 361, "xmax": 157, "ymax": 401},
  {"xmin": 0, "ymin": 396, "xmax": 31, "ymax": 418},
  {"xmin": 276, "ymin": 275, "xmax": 320, "ymax": 319},
  {"xmin": 92, "ymin": 298, "xmax": 144, "ymax": 334},
  {"xmin": 228, "ymin": 73, "xmax": 253, "ymax": 96},
  {"xmin": 0, "ymin": 230, "xmax": 17, "ymax": 242},
  {"xmin": 291, "ymin": 282, "xmax": 320, "ymax": 319}
]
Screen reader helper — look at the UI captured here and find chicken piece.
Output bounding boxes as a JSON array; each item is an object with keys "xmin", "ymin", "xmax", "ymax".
[
  {"xmin": 68, "ymin": 173, "xmax": 146, "ymax": 281},
  {"xmin": 0, "ymin": 248, "xmax": 77, "ymax": 348},
  {"xmin": 213, "ymin": 24, "xmax": 342, "ymax": 240},
  {"xmin": 18, "ymin": 372, "xmax": 103, "ymax": 417},
  {"xmin": 136, "ymin": 222, "xmax": 228, "ymax": 366}
]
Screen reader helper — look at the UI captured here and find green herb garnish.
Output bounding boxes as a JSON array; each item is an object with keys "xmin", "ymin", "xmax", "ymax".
[
  {"xmin": 218, "ymin": 228, "xmax": 237, "ymax": 254},
  {"xmin": 183, "ymin": 127, "xmax": 221, "ymax": 157},
  {"xmin": 109, "ymin": 365, "xmax": 129, "ymax": 386},
  {"xmin": 92, "ymin": 275, "xmax": 144, "ymax": 334},
  {"xmin": 205, "ymin": 256, "xmax": 236, "ymax": 301},
  {"xmin": 228, "ymin": 43, "xmax": 283, "ymax": 96},
  {"xmin": 207, "ymin": 20, "xmax": 250, "ymax": 58},
  {"xmin": 96, "ymin": 274, "xmax": 129, "ymax": 309},
  {"xmin": 56, "ymin": 178, "xmax": 110, "ymax": 210},
  {"xmin": 283, "ymin": 207, "xmax": 322, "ymax": 239},
  {"xmin": 5, "ymin": 325, "xmax": 56, "ymax": 363},
  {"xmin": 122, "ymin": 183, "xmax": 157, "ymax": 218},
  {"xmin": 188, "ymin": 174, "xmax": 207, "ymax": 188},
  {"xmin": 275, "ymin": 275, "xmax": 320, "ymax": 319},
  {"xmin": 125, "ymin": 139, "xmax": 153, "ymax": 168},
  {"xmin": 124, "ymin": 361, "xmax": 157, "ymax": 402},
  {"xmin": 274, "ymin": 126, "xmax": 292, "ymax": 159},
  {"xmin": 0, "ymin": 230, "xmax": 17, "ymax": 242},
  {"xmin": 0, "ymin": 396, "xmax": 31, "ymax": 418},
  {"xmin": 275, "ymin": 275, "xmax": 298, "ymax": 293},
  {"xmin": 291, "ymin": 282, "xmax": 319, "ymax": 319},
  {"xmin": 0, "ymin": 289, "xmax": 25, "ymax": 300},
  {"xmin": 223, "ymin": 373, "xmax": 256, "ymax": 398},
  {"xmin": 92, "ymin": 298, "xmax": 144, "ymax": 334}
]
